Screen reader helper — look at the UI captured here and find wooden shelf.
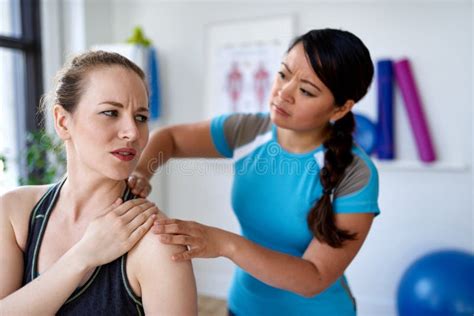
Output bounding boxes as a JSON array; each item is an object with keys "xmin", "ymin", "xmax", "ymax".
[{"xmin": 374, "ymin": 160, "xmax": 470, "ymax": 173}]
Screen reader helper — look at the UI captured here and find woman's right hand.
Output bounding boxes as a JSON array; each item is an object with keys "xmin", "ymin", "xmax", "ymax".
[
  {"xmin": 74, "ymin": 198, "xmax": 158, "ymax": 268},
  {"xmin": 127, "ymin": 172, "xmax": 152, "ymax": 197}
]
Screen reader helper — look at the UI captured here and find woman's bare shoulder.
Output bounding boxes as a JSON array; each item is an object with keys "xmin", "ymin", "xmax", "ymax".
[
  {"xmin": 1, "ymin": 185, "xmax": 50, "ymax": 214},
  {"xmin": 0, "ymin": 185, "xmax": 51, "ymax": 250},
  {"xmin": 129, "ymin": 211, "xmax": 184, "ymax": 261},
  {"xmin": 127, "ymin": 211, "xmax": 197, "ymax": 313},
  {"xmin": 126, "ymin": 211, "xmax": 191, "ymax": 291}
]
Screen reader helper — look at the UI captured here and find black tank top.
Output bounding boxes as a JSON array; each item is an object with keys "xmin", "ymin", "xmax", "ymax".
[{"xmin": 22, "ymin": 178, "xmax": 145, "ymax": 315}]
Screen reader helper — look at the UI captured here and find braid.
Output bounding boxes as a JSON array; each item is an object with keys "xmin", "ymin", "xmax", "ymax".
[{"xmin": 307, "ymin": 112, "xmax": 357, "ymax": 247}]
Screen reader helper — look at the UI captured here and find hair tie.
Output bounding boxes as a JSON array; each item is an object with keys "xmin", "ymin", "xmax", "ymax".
[
  {"xmin": 323, "ymin": 188, "xmax": 335, "ymax": 203},
  {"xmin": 336, "ymin": 130, "xmax": 345, "ymax": 138},
  {"xmin": 321, "ymin": 168, "xmax": 329, "ymax": 177}
]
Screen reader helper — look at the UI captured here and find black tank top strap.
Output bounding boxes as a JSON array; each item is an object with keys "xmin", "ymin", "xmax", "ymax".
[
  {"xmin": 23, "ymin": 177, "xmax": 66, "ymax": 282},
  {"xmin": 121, "ymin": 184, "xmax": 138, "ymax": 201}
]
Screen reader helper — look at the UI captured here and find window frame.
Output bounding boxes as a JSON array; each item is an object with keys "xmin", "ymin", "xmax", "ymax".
[{"xmin": 0, "ymin": 0, "xmax": 43, "ymax": 132}]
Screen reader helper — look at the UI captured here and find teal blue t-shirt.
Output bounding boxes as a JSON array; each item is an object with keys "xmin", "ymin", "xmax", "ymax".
[{"xmin": 210, "ymin": 113, "xmax": 380, "ymax": 316}]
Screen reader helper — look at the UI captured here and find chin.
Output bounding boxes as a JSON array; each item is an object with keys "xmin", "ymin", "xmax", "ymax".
[
  {"xmin": 270, "ymin": 112, "xmax": 290, "ymax": 129},
  {"xmin": 103, "ymin": 167, "xmax": 134, "ymax": 181}
]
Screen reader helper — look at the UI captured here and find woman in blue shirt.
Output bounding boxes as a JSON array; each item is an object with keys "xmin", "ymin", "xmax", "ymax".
[{"xmin": 130, "ymin": 28, "xmax": 379, "ymax": 315}]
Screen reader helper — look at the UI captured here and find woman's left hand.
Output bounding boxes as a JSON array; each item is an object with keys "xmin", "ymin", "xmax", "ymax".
[{"xmin": 152, "ymin": 219, "xmax": 229, "ymax": 261}]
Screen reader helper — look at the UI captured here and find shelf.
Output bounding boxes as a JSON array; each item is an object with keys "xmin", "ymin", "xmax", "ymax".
[{"xmin": 374, "ymin": 160, "xmax": 470, "ymax": 172}]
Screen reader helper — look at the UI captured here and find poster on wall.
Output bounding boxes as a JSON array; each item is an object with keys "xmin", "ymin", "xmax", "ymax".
[{"xmin": 205, "ymin": 16, "xmax": 295, "ymax": 117}]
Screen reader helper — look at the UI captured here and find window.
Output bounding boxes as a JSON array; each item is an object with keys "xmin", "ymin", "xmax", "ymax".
[{"xmin": 0, "ymin": 0, "xmax": 43, "ymax": 191}]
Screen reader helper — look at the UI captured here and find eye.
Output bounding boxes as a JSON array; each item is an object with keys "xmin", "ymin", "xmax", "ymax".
[
  {"xmin": 300, "ymin": 88, "xmax": 314, "ymax": 97},
  {"xmin": 101, "ymin": 110, "xmax": 118, "ymax": 117},
  {"xmin": 135, "ymin": 114, "xmax": 149, "ymax": 123},
  {"xmin": 278, "ymin": 71, "xmax": 286, "ymax": 80}
]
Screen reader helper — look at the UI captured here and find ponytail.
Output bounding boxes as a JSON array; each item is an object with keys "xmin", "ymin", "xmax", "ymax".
[{"xmin": 307, "ymin": 112, "xmax": 357, "ymax": 248}]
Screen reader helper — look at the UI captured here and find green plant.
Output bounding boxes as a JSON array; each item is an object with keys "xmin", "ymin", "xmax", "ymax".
[
  {"xmin": 0, "ymin": 153, "xmax": 7, "ymax": 173},
  {"xmin": 19, "ymin": 130, "xmax": 66, "ymax": 185}
]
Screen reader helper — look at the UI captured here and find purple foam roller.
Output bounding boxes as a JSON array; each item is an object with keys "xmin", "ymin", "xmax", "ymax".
[{"xmin": 394, "ymin": 59, "xmax": 436, "ymax": 162}]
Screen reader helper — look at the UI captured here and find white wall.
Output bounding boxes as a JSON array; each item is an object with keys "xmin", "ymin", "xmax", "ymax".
[{"xmin": 83, "ymin": 1, "xmax": 472, "ymax": 315}]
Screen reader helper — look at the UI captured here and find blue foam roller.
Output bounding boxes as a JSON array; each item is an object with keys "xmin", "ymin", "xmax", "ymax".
[{"xmin": 376, "ymin": 59, "xmax": 395, "ymax": 159}]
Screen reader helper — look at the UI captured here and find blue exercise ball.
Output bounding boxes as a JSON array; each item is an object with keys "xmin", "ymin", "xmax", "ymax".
[
  {"xmin": 397, "ymin": 250, "xmax": 474, "ymax": 316},
  {"xmin": 353, "ymin": 113, "xmax": 377, "ymax": 155}
]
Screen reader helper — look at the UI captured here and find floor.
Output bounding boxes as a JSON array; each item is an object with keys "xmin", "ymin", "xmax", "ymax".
[{"xmin": 198, "ymin": 295, "xmax": 227, "ymax": 316}]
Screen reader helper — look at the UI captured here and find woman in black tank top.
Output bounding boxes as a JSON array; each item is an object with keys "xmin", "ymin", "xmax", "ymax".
[{"xmin": 0, "ymin": 51, "xmax": 197, "ymax": 315}]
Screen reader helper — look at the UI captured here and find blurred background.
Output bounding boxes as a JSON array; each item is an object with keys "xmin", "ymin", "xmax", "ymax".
[{"xmin": 0, "ymin": 1, "xmax": 472, "ymax": 315}]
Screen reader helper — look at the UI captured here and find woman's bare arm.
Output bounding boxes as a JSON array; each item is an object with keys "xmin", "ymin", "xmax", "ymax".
[
  {"xmin": 155, "ymin": 213, "xmax": 374, "ymax": 297},
  {"xmin": 129, "ymin": 214, "xmax": 197, "ymax": 315},
  {"xmin": 133, "ymin": 121, "xmax": 221, "ymax": 181}
]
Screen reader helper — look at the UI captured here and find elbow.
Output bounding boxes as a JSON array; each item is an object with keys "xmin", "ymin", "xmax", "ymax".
[
  {"xmin": 296, "ymin": 275, "xmax": 324, "ymax": 297},
  {"xmin": 297, "ymin": 274, "xmax": 341, "ymax": 297},
  {"xmin": 160, "ymin": 126, "xmax": 178, "ymax": 156},
  {"xmin": 297, "ymin": 261, "xmax": 325, "ymax": 298},
  {"xmin": 299, "ymin": 286, "xmax": 323, "ymax": 298}
]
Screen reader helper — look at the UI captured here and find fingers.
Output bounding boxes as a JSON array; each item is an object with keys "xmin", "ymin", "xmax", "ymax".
[
  {"xmin": 159, "ymin": 233, "xmax": 195, "ymax": 246},
  {"xmin": 152, "ymin": 219, "xmax": 187, "ymax": 234},
  {"xmin": 171, "ymin": 248, "xmax": 198, "ymax": 261},
  {"xmin": 152, "ymin": 223, "xmax": 181, "ymax": 234},
  {"xmin": 126, "ymin": 204, "xmax": 159, "ymax": 231},
  {"xmin": 120, "ymin": 201, "xmax": 157, "ymax": 223},
  {"xmin": 113, "ymin": 198, "xmax": 149, "ymax": 216},
  {"xmin": 158, "ymin": 234, "xmax": 198, "ymax": 261},
  {"xmin": 151, "ymin": 219, "xmax": 206, "ymax": 261},
  {"xmin": 127, "ymin": 175, "xmax": 137, "ymax": 187},
  {"xmin": 128, "ymin": 176, "xmax": 151, "ymax": 197},
  {"xmin": 152, "ymin": 220, "xmax": 189, "ymax": 242},
  {"xmin": 128, "ymin": 212, "xmax": 156, "ymax": 246}
]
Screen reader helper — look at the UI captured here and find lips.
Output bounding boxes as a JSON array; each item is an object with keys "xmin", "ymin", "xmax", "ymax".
[
  {"xmin": 272, "ymin": 103, "xmax": 290, "ymax": 117},
  {"xmin": 110, "ymin": 148, "xmax": 137, "ymax": 162}
]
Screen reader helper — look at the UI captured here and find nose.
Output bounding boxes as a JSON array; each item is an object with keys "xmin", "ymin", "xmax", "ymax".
[
  {"xmin": 278, "ymin": 80, "xmax": 296, "ymax": 104},
  {"xmin": 118, "ymin": 116, "xmax": 139, "ymax": 142}
]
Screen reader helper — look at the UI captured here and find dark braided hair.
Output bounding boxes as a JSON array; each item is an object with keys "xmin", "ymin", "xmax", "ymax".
[{"xmin": 288, "ymin": 29, "xmax": 374, "ymax": 248}]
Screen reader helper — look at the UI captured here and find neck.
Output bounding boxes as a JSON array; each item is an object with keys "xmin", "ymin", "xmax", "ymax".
[
  {"xmin": 276, "ymin": 126, "xmax": 329, "ymax": 153},
  {"xmin": 60, "ymin": 165, "xmax": 126, "ymax": 221}
]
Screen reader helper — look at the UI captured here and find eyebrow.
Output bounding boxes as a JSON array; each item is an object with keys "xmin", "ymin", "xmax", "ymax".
[
  {"xmin": 281, "ymin": 62, "xmax": 322, "ymax": 93},
  {"xmin": 99, "ymin": 101, "xmax": 149, "ymax": 112}
]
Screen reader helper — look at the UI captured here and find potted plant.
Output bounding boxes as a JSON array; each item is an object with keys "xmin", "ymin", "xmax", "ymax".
[
  {"xmin": 0, "ymin": 153, "xmax": 7, "ymax": 175},
  {"xmin": 19, "ymin": 130, "xmax": 66, "ymax": 185}
]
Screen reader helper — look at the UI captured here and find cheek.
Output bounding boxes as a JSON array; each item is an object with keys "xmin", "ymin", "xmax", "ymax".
[
  {"xmin": 269, "ymin": 78, "xmax": 280, "ymax": 96},
  {"xmin": 139, "ymin": 126, "xmax": 149, "ymax": 149},
  {"xmin": 80, "ymin": 118, "xmax": 117, "ymax": 147},
  {"xmin": 294, "ymin": 100, "xmax": 330, "ymax": 122},
  {"xmin": 72, "ymin": 115, "xmax": 102, "ymax": 140}
]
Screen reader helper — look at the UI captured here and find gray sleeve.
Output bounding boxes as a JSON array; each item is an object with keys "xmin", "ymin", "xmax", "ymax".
[
  {"xmin": 223, "ymin": 113, "xmax": 272, "ymax": 150},
  {"xmin": 334, "ymin": 155, "xmax": 371, "ymax": 198}
]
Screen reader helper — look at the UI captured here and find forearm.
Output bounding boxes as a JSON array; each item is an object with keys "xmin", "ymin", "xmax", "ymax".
[
  {"xmin": 0, "ymin": 246, "xmax": 93, "ymax": 315},
  {"xmin": 222, "ymin": 230, "xmax": 327, "ymax": 297},
  {"xmin": 135, "ymin": 128, "xmax": 175, "ymax": 179}
]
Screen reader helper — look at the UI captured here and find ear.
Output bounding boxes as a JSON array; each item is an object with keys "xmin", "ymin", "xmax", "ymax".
[
  {"xmin": 330, "ymin": 99, "xmax": 355, "ymax": 122},
  {"xmin": 53, "ymin": 104, "xmax": 71, "ymax": 140}
]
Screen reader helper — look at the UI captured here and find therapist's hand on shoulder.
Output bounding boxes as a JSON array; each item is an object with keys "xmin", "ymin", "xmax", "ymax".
[
  {"xmin": 152, "ymin": 219, "xmax": 231, "ymax": 261},
  {"xmin": 128, "ymin": 172, "xmax": 152, "ymax": 198}
]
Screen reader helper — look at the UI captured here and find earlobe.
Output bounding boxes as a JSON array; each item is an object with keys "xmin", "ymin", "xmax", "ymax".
[
  {"xmin": 330, "ymin": 99, "xmax": 355, "ymax": 122},
  {"xmin": 53, "ymin": 104, "xmax": 71, "ymax": 140}
]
